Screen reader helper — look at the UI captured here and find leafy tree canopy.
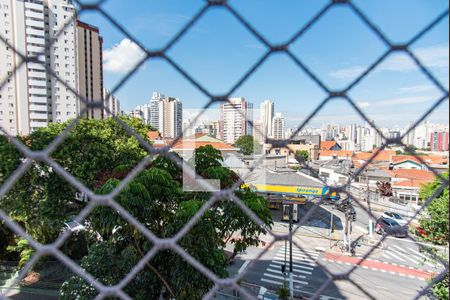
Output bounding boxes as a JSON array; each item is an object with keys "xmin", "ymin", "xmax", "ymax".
[
  {"xmin": 0, "ymin": 120, "xmax": 272, "ymax": 299},
  {"xmin": 418, "ymin": 171, "xmax": 449, "ymax": 245},
  {"xmin": 295, "ymin": 150, "xmax": 309, "ymax": 163},
  {"xmin": 0, "ymin": 117, "xmax": 152, "ymax": 245},
  {"xmin": 234, "ymin": 135, "xmax": 262, "ymax": 155}
]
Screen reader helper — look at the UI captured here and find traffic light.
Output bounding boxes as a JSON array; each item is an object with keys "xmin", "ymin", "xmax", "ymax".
[{"xmin": 281, "ymin": 265, "xmax": 286, "ymax": 273}]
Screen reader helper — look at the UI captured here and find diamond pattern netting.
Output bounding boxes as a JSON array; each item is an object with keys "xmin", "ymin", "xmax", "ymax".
[{"xmin": 0, "ymin": 0, "xmax": 449, "ymax": 299}]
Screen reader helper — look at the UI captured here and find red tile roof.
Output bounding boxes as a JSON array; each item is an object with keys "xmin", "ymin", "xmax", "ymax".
[
  {"xmin": 320, "ymin": 141, "xmax": 338, "ymax": 150},
  {"xmin": 171, "ymin": 141, "xmax": 237, "ymax": 150},
  {"xmin": 353, "ymin": 150, "xmax": 395, "ymax": 162},
  {"xmin": 147, "ymin": 131, "xmax": 161, "ymax": 141},
  {"xmin": 319, "ymin": 150, "xmax": 354, "ymax": 158},
  {"xmin": 391, "ymin": 155, "xmax": 447, "ymax": 165},
  {"xmin": 393, "ymin": 179, "xmax": 432, "ymax": 188},
  {"xmin": 387, "ymin": 169, "xmax": 436, "ymax": 181}
]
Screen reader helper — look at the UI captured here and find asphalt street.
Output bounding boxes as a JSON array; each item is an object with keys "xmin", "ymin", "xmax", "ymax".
[{"xmin": 224, "ymin": 202, "xmax": 446, "ymax": 299}]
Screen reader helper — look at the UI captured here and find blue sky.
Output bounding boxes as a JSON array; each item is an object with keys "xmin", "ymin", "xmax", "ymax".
[{"xmin": 77, "ymin": 0, "xmax": 449, "ymax": 128}]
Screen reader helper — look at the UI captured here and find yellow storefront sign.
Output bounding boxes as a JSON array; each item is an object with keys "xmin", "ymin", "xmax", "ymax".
[{"xmin": 245, "ymin": 183, "xmax": 327, "ymax": 196}]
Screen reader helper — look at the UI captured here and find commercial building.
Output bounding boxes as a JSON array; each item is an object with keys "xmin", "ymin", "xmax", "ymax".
[
  {"xmin": 220, "ymin": 97, "xmax": 253, "ymax": 144},
  {"xmin": 76, "ymin": 20, "xmax": 103, "ymax": 119},
  {"xmin": 430, "ymin": 131, "xmax": 449, "ymax": 152}
]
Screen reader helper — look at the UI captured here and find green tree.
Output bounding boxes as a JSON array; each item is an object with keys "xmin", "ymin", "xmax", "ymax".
[
  {"xmin": 418, "ymin": 172, "xmax": 449, "ymax": 299},
  {"xmin": 0, "ymin": 119, "xmax": 272, "ymax": 298},
  {"xmin": 234, "ymin": 135, "xmax": 262, "ymax": 155},
  {"xmin": 60, "ymin": 145, "xmax": 272, "ymax": 299},
  {"xmin": 432, "ymin": 274, "xmax": 449, "ymax": 300},
  {"xmin": 0, "ymin": 117, "xmax": 153, "ymax": 258},
  {"xmin": 418, "ymin": 172, "xmax": 449, "ymax": 244},
  {"xmin": 295, "ymin": 150, "xmax": 309, "ymax": 162}
]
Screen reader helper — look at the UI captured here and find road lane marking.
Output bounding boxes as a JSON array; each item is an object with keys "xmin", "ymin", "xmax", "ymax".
[
  {"xmin": 406, "ymin": 247, "xmax": 437, "ymax": 267},
  {"xmin": 261, "ymin": 278, "xmax": 283, "ymax": 286},
  {"xmin": 238, "ymin": 260, "xmax": 250, "ymax": 274},
  {"xmin": 382, "ymin": 252, "xmax": 393, "ymax": 260},
  {"xmin": 275, "ymin": 252, "xmax": 315, "ymax": 261},
  {"xmin": 268, "ymin": 264, "xmax": 312, "ymax": 275},
  {"xmin": 266, "ymin": 268, "xmax": 307, "ymax": 278},
  {"xmin": 389, "ymin": 247, "xmax": 419, "ymax": 264},
  {"xmin": 263, "ymin": 272, "xmax": 308, "ymax": 285},
  {"xmin": 392, "ymin": 245, "xmax": 408, "ymax": 253},
  {"xmin": 279, "ymin": 248, "xmax": 319, "ymax": 258},
  {"xmin": 271, "ymin": 260, "xmax": 314, "ymax": 270},
  {"xmin": 324, "ymin": 252, "xmax": 435, "ymax": 280},
  {"xmin": 275, "ymin": 253, "xmax": 315, "ymax": 263},
  {"xmin": 384, "ymin": 250, "xmax": 406, "ymax": 262}
]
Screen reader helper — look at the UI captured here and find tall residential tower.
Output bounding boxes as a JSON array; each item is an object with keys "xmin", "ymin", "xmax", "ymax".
[
  {"xmin": 260, "ymin": 100, "xmax": 274, "ymax": 139},
  {"xmin": 0, "ymin": 0, "xmax": 104, "ymax": 136},
  {"xmin": 220, "ymin": 97, "xmax": 253, "ymax": 144},
  {"xmin": 76, "ymin": 20, "xmax": 104, "ymax": 119}
]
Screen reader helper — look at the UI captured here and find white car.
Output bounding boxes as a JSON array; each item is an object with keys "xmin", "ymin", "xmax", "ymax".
[{"xmin": 381, "ymin": 211, "xmax": 408, "ymax": 226}]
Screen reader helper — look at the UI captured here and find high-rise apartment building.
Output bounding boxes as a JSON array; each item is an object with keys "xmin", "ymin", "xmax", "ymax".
[
  {"xmin": 430, "ymin": 131, "xmax": 449, "ymax": 152},
  {"xmin": 220, "ymin": 97, "xmax": 253, "ymax": 144},
  {"xmin": 159, "ymin": 96, "xmax": 182, "ymax": 138},
  {"xmin": 271, "ymin": 112, "xmax": 285, "ymax": 140},
  {"xmin": 260, "ymin": 100, "xmax": 274, "ymax": 138},
  {"xmin": 149, "ymin": 91, "xmax": 164, "ymax": 130},
  {"xmin": 134, "ymin": 104, "xmax": 151, "ymax": 124},
  {"xmin": 76, "ymin": 20, "xmax": 103, "ymax": 119},
  {"xmin": 135, "ymin": 92, "xmax": 181, "ymax": 138},
  {"xmin": 103, "ymin": 88, "xmax": 120, "ymax": 117},
  {"xmin": 253, "ymin": 120, "xmax": 265, "ymax": 144},
  {"xmin": 129, "ymin": 109, "xmax": 144, "ymax": 120},
  {"xmin": 0, "ymin": 0, "xmax": 100, "ymax": 136}
]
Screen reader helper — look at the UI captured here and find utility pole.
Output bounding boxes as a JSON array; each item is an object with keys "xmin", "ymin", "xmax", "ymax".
[
  {"xmin": 329, "ymin": 211, "xmax": 334, "ymax": 249},
  {"xmin": 365, "ymin": 169, "xmax": 373, "ymax": 225},
  {"xmin": 289, "ymin": 203, "xmax": 294, "ymax": 298}
]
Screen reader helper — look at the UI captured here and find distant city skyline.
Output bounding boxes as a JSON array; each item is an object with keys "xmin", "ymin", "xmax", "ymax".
[{"xmin": 76, "ymin": 1, "xmax": 448, "ymax": 128}]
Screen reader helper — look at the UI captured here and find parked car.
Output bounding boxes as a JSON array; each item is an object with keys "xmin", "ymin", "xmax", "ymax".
[
  {"xmin": 376, "ymin": 217, "xmax": 407, "ymax": 238},
  {"xmin": 381, "ymin": 211, "xmax": 408, "ymax": 226}
]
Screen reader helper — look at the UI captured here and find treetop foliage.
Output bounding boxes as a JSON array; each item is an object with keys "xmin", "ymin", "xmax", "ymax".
[{"xmin": 0, "ymin": 118, "xmax": 272, "ymax": 299}]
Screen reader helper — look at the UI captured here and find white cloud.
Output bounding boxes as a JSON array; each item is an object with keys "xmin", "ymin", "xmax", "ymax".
[
  {"xmin": 375, "ymin": 95, "xmax": 434, "ymax": 106},
  {"xmin": 415, "ymin": 44, "xmax": 449, "ymax": 69},
  {"xmin": 356, "ymin": 101, "xmax": 370, "ymax": 108},
  {"xmin": 103, "ymin": 39, "xmax": 146, "ymax": 74},
  {"xmin": 328, "ymin": 44, "xmax": 449, "ymax": 78},
  {"xmin": 328, "ymin": 66, "xmax": 366, "ymax": 79},
  {"xmin": 355, "ymin": 95, "xmax": 435, "ymax": 108},
  {"xmin": 398, "ymin": 84, "xmax": 436, "ymax": 93}
]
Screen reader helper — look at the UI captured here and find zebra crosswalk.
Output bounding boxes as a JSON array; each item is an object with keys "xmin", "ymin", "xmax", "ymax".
[
  {"xmin": 260, "ymin": 246, "xmax": 320, "ymax": 290},
  {"xmin": 380, "ymin": 244, "xmax": 439, "ymax": 269}
]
